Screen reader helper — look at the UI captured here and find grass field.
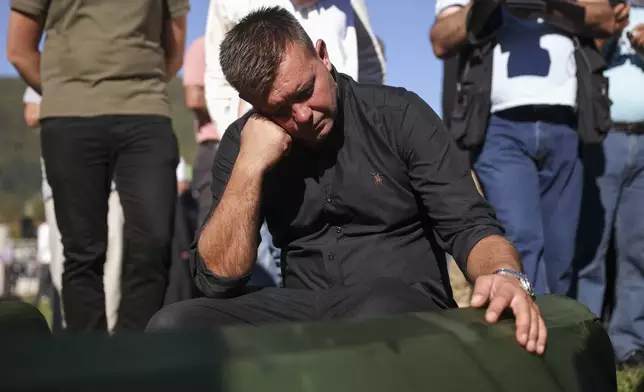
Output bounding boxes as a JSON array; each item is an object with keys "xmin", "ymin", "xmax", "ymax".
[{"xmin": 618, "ymin": 367, "xmax": 644, "ymax": 392}]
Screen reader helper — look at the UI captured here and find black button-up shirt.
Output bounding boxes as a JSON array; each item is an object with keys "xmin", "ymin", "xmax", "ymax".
[{"xmin": 191, "ymin": 71, "xmax": 504, "ymax": 307}]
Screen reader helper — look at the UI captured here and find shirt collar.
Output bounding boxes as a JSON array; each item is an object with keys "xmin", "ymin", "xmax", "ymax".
[{"xmin": 330, "ymin": 66, "xmax": 346, "ymax": 135}]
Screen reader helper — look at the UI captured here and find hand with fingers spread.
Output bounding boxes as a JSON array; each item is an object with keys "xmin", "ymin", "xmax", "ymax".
[{"xmin": 470, "ymin": 271, "xmax": 547, "ymax": 355}]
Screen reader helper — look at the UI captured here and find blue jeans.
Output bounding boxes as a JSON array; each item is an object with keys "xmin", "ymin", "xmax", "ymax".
[
  {"xmin": 574, "ymin": 131, "xmax": 644, "ymax": 360},
  {"xmin": 474, "ymin": 115, "xmax": 582, "ymax": 295},
  {"xmin": 249, "ymin": 222, "xmax": 282, "ymax": 287}
]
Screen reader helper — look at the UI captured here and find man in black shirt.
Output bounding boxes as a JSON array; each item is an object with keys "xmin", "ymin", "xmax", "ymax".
[{"xmin": 148, "ymin": 6, "xmax": 547, "ymax": 354}]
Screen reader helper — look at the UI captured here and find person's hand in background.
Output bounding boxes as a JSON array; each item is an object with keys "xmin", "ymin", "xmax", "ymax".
[
  {"xmin": 614, "ymin": 2, "xmax": 631, "ymax": 34},
  {"xmin": 627, "ymin": 24, "xmax": 644, "ymax": 54}
]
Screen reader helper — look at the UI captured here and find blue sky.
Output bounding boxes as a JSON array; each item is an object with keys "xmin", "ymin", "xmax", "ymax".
[{"xmin": 0, "ymin": 0, "xmax": 443, "ymax": 114}]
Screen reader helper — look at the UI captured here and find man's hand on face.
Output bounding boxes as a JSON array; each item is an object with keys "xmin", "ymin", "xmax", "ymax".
[
  {"xmin": 627, "ymin": 24, "xmax": 644, "ymax": 54},
  {"xmin": 238, "ymin": 115, "xmax": 292, "ymax": 174},
  {"xmin": 470, "ymin": 273, "xmax": 547, "ymax": 355}
]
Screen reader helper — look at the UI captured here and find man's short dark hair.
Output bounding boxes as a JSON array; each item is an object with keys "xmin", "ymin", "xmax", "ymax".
[{"xmin": 219, "ymin": 6, "xmax": 316, "ymax": 100}]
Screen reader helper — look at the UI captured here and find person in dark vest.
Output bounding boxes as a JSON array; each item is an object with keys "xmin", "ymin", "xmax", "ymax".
[
  {"xmin": 431, "ymin": 0, "xmax": 616, "ymax": 296},
  {"xmin": 441, "ymin": 56, "xmax": 459, "ymax": 128}
]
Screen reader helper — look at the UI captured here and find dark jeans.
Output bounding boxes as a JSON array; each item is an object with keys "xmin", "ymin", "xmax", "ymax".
[
  {"xmin": 41, "ymin": 115, "xmax": 178, "ymax": 331},
  {"xmin": 164, "ymin": 190, "xmax": 200, "ymax": 306},
  {"xmin": 573, "ymin": 131, "xmax": 644, "ymax": 360},
  {"xmin": 474, "ymin": 114, "xmax": 582, "ymax": 295},
  {"xmin": 146, "ymin": 278, "xmax": 442, "ymax": 330}
]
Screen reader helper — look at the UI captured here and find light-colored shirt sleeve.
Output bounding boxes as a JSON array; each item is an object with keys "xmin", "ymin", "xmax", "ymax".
[
  {"xmin": 204, "ymin": 0, "xmax": 243, "ymax": 135},
  {"xmin": 317, "ymin": 0, "xmax": 358, "ymax": 80},
  {"xmin": 341, "ymin": 3, "xmax": 359, "ymax": 81},
  {"xmin": 10, "ymin": 0, "xmax": 49, "ymax": 18},
  {"xmin": 435, "ymin": 0, "xmax": 468, "ymax": 16},
  {"xmin": 165, "ymin": 0, "xmax": 190, "ymax": 19},
  {"xmin": 23, "ymin": 87, "xmax": 42, "ymax": 104}
]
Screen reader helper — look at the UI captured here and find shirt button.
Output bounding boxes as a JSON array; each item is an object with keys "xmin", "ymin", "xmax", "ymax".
[
  {"xmin": 336, "ymin": 227, "xmax": 342, "ymax": 234},
  {"xmin": 328, "ymin": 253, "xmax": 335, "ymax": 260}
]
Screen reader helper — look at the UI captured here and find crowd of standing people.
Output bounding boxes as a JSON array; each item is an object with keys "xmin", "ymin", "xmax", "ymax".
[
  {"xmin": 4, "ymin": 0, "xmax": 643, "ymax": 367},
  {"xmin": 432, "ymin": 0, "xmax": 644, "ymax": 366}
]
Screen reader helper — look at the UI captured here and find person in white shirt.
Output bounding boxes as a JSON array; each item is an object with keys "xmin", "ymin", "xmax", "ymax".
[
  {"xmin": 430, "ymin": 0, "xmax": 614, "ymax": 296},
  {"xmin": 23, "ymin": 87, "xmax": 124, "ymax": 332},
  {"xmin": 202, "ymin": 0, "xmax": 383, "ymax": 288},
  {"xmin": 204, "ymin": 0, "xmax": 385, "ymax": 134}
]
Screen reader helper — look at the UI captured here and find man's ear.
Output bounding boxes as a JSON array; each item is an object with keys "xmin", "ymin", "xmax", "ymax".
[{"xmin": 315, "ymin": 39, "xmax": 332, "ymax": 72}]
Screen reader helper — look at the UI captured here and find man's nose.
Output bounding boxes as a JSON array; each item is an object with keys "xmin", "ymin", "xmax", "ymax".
[{"xmin": 292, "ymin": 104, "xmax": 313, "ymax": 125}]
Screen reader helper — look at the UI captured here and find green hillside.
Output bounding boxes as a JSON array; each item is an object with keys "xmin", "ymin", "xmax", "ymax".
[{"xmin": 0, "ymin": 77, "xmax": 197, "ymax": 230}]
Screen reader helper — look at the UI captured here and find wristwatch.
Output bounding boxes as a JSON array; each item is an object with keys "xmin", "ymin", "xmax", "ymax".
[{"xmin": 494, "ymin": 268, "xmax": 536, "ymax": 300}]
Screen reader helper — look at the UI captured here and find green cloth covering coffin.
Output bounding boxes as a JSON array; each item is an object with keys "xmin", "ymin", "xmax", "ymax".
[
  {"xmin": 1, "ymin": 295, "xmax": 615, "ymax": 391},
  {"xmin": 0, "ymin": 299, "xmax": 50, "ymax": 336}
]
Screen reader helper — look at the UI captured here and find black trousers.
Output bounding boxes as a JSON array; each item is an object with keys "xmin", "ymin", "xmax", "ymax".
[
  {"xmin": 163, "ymin": 190, "xmax": 201, "ymax": 306},
  {"xmin": 146, "ymin": 278, "xmax": 443, "ymax": 330},
  {"xmin": 41, "ymin": 115, "xmax": 178, "ymax": 331}
]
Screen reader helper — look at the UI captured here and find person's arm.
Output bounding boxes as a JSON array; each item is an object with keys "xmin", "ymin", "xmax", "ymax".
[
  {"xmin": 6, "ymin": 7, "xmax": 46, "ymax": 94},
  {"xmin": 24, "ymin": 103, "xmax": 40, "ymax": 128},
  {"xmin": 627, "ymin": 24, "xmax": 644, "ymax": 58},
  {"xmin": 163, "ymin": 15, "xmax": 187, "ymax": 80},
  {"xmin": 430, "ymin": 4, "xmax": 472, "ymax": 59},
  {"xmin": 544, "ymin": 0, "xmax": 616, "ymax": 38},
  {"xmin": 204, "ymin": 1, "xmax": 244, "ymax": 132},
  {"xmin": 186, "ymin": 85, "xmax": 213, "ymax": 130},
  {"xmin": 185, "ymin": 85, "xmax": 211, "ymax": 121},
  {"xmin": 23, "ymin": 87, "xmax": 42, "ymax": 128},
  {"xmin": 595, "ymin": 2, "xmax": 629, "ymax": 52},
  {"xmin": 398, "ymin": 92, "xmax": 510, "ymax": 276},
  {"xmin": 163, "ymin": 0, "xmax": 189, "ymax": 80},
  {"xmin": 195, "ymin": 115, "xmax": 291, "ymax": 288},
  {"xmin": 183, "ymin": 38, "xmax": 213, "ymax": 130},
  {"xmin": 191, "ymin": 121, "xmax": 256, "ymax": 295},
  {"xmin": 184, "ymin": 84, "xmax": 207, "ymax": 111},
  {"xmin": 399, "ymin": 92, "xmax": 546, "ymax": 355}
]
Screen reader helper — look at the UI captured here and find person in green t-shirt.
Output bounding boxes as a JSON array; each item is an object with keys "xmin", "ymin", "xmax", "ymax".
[{"xmin": 7, "ymin": 0, "xmax": 189, "ymax": 332}]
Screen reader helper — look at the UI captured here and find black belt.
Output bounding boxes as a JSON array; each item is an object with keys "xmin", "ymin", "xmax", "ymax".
[
  {"xmin": 495, "ymin": 105, "xmax": 577, "ymax": 126},
  {"xmin": 612, "ymin": 122, "xmax": 644, "ymax": 135}
]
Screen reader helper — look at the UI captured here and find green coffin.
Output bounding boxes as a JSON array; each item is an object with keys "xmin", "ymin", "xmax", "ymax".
[{"xmin": 2, "ymin": 295, "xmax": 615, "ymax": 391}]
